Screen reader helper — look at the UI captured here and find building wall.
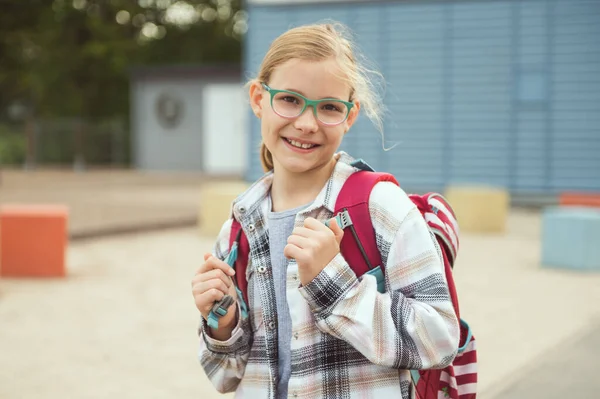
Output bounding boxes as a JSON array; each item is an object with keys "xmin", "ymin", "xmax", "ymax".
[
  {"xmin": 202, "ymin": 83, "xmax": 248, "ymax": 175},
  {"xmin": 131, "ymin": 71, "xmax": 247, "ymax": 175},
  {"xmin": 244, "ymin": 0, "xmax": 600, "ymax": 195},
  {"xmin": 132, "ymin": 78, "xmax": 206, "ymax": 171}
]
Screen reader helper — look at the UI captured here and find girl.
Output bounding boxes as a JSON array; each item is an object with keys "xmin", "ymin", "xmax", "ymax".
[{"xmin": 191, "ymin": 22, "xmax": 459, "ymax": 399}]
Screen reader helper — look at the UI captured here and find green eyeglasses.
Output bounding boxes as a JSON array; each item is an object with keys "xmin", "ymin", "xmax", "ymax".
[{"xmin": 262, "ymin": 83, "xmax": 354, "ymax": 126}]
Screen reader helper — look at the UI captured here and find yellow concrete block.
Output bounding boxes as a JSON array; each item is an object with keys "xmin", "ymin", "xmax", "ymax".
[
  {"xmin": 444, "ymin": 185, "xmax": 510, "ymax": 233},
  {"xmin": 198, "ymin": 181, "xmax": 249, "ymax": 237}
]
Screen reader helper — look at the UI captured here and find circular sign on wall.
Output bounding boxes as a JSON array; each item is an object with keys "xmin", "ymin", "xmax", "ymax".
[{"xmin": 155, "ymin": 91, "xmax": 184, "ymax": 129}]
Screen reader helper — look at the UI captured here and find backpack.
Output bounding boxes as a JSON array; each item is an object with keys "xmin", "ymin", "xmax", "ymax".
[{"xmin": 223, "ymin": 162, "xmax": 478, "ymax": 399}]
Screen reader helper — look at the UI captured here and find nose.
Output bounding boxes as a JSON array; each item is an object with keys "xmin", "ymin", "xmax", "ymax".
[{"xmin": 293, "ymin": 105, "xmax": 318, "ymax": 133}]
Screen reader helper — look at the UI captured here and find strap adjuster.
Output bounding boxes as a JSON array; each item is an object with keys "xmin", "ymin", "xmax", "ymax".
[
  {"xmin": 325, "ymin": 210, "xmax": 353, "ymax": 229},
  {"xmin": 207, "ymin": 294, "xmax": 234, "ymax": 329}
]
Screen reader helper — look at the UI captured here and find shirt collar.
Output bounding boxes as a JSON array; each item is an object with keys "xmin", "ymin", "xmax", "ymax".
[{"xmin": 231, "ymin": 151, "xmax": 358, "ymax": 220}]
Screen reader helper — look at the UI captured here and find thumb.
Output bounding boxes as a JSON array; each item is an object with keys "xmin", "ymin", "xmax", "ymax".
[
  {"xmin": 328, "ymin": 218, "xmax": 344, "ymax": 245},
  {"xmin": 203, "ymin": 253, "xmax": 212, "ymax": 261}
]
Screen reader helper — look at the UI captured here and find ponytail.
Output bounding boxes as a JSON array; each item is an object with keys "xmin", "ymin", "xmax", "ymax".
[{"xmin": 260, "ymin": 142, "xmax": 274, "ymax": 172}]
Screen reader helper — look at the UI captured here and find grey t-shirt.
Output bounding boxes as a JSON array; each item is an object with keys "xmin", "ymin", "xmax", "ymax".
[{"xmin": 267, "ymin": 196, "xmax": 311, "ymax": 399}]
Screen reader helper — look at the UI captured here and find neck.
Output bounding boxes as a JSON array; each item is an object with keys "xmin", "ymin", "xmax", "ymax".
[{"xmin": 270, "ymin": 157, "xmax": 337, "ymax": 212}]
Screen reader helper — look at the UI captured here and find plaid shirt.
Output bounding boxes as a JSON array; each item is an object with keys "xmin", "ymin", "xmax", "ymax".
[{"xmin": 198, "ymin": 152, "xmax": 460, "ymax": 399}]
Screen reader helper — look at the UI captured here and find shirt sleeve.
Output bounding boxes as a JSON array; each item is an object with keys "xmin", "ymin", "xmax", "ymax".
[
  {"xmin": 197, "ymin": 217, "xmax": 253, "ymax": 393},
  {"xmin": 298, "ymin": 181, "xmax": 460, "ymax": 370}
]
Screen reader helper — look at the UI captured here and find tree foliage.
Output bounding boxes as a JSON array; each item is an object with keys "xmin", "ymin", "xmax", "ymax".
[{"xmin": 0, "ymin": 0, "xmax": 245, "ymax": 121}]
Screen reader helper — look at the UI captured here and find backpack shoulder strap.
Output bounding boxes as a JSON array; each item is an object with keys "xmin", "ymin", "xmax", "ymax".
[
  {"xmin": 408, "ymin": 193, "xmax": 459, "ymax": 267},
  {"xmin": 207, "ymin": 219, "xmax": 250, "ymax": 328},
  {"xmin": 408, "ymin": 193, "xmax": 461, "ymax": 318},
  {"xmin": 229, "ymin": 219, "xmax": 250, "ymax": 305},
  {"xmin": 334, "ymin": 170, "xmax": 398, "ymax": 278}
]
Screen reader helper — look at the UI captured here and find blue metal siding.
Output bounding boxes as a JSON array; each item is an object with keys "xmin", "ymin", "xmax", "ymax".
[
  {"xmin": 550, "ymin": 0, "xmax": 600, "ymax": 192},
  {"xmin": 339, "ymin": 5, "xmax": 387, "ymax": 171},
  {"xmin": 385, "ymin": 2, "xmax": 446, "ymax": 189},
  {"xmin": 449, "ymin": 1, "xmax": 513, "ymax": 188},
  {"xmin": 513, "ymin": 0, "xmax": 549, "ymax": 192},
  {"xmin": 245, "ymin": 0, "xmax": 600, "ymax": 195}
]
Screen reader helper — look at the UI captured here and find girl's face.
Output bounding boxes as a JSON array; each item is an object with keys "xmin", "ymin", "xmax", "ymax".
[{"xmin": 250, "ymin": 57, "xmax": 360, "ymax": 175}]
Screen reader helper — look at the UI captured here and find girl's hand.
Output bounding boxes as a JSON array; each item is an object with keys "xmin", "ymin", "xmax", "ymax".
[
  {"xmin": 191, "ymin": 253, "xmax": 238, "ymax": 330},
  {"xmin": 284, "ymin": 217, "xmax": 344, "ymax": 286}
]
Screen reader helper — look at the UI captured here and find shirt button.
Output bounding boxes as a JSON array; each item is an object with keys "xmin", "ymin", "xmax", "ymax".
[
  {"xmin": 292, "ymin": 274, "xmax": 298, "ymax": 280},
  {"xmin": 268, "ymin": 321, "xmax": 276, "ymax": 330},
  {"xmin": 258, "ymin": 266, "xmax": 267, "ymax": 274},
  {"xmin": 294, "ymin": 332, "xmax": 299, "ymax": 340},
  {"xmin": 239, "ymin": 206, "xmax": 246, "ymax": 214},
  {"xmin": 247, "ymin": 224, "xmax": 255, "ymax": 232}
]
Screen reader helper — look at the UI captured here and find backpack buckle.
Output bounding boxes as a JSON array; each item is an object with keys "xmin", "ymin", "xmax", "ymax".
[
  {"xmin": 207, "ymin": 294, "xmax": 234, "ymax": 329},
  {"xmin": 326, "ymin": 210, "xmax": 353, "ymax": 229},
  {"xmin": 349, "ymin": 158, "xmax": 376, "ymax": 172},
  {"xmin": 337, "ymin": 210, "xmax": 353, "ymax": 229},
  {"xmin": 211, "ymin": 294, "xmax": 234, "ymax": 316}
]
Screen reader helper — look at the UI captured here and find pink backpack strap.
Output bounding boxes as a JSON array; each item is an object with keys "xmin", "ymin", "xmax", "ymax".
[
  {"xmin": 409, "ymin": 193, "xmax": 461, "ymax": 318},
  {"xmin": 229, "ymin": 219, "xmax": 250, "ymax": 305},
  {"xmin": 334, "ymin": 171, "xmax": 399, "ymax": 278}
]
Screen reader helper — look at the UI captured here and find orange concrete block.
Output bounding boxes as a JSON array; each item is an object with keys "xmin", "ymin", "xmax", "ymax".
[
  {"xmin": 559, "ymin": 192, "xmax": 600, "ymax": 208},
  {"xmin": 0, "ymin": 204, "xmax": 68, "ymax": 277}
]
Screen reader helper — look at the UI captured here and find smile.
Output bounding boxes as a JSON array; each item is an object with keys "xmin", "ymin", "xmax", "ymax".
[{"xmin": 283, "ymin": 138, "xmax": 319, "ymax": 150}]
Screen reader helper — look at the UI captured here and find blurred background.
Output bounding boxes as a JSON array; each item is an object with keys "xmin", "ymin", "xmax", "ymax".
[
  {"xmin": 0, "ymin": 0, "xmax": 599, "ymax": 398},
  {"xmin": 0, "ymin": 0, "xmax": 245, "ymax": 173}
]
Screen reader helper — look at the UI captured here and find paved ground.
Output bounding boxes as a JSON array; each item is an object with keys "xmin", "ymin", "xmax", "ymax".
[
  {"xmin": 491, "ymin": 317, "xmax": 600, "ymax": 399},
  {"xmin": 0, "ymin": 168, "xmax": 223, "ymax": 238},
  {"xmin": 1, "ymin": 169, "xmax": 599, "ymax": 398},
  {"xmin": 0, "ymin": 228, "xmax": 222, "ymax": 399},
  {"xmin": 444, "ymin": 210, "xmax": 600, "ymax": 398}
]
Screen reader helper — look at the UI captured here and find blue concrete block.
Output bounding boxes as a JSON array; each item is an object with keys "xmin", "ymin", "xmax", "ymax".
[{"xmin": 542, "ymin": 207, "xmax": 600, "ymax": 271}]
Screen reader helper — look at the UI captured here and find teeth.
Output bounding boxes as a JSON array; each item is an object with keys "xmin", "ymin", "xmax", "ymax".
[{"xmin": 287, "ymin": 139, "xmax": 315, "ymax": 149}]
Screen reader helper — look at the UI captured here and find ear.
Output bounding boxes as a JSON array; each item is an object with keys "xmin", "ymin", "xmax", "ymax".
[
  {"xmin": 344, "ymin": 100, "xmax": 360, "ymax": 133},
  {"xmin": 249, "ymin": 81, "xmax": 265, "ymax": 119}
]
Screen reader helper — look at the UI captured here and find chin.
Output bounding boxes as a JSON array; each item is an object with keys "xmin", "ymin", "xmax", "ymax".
[
  {"xmin": 280, "ymin": 156, "xmax": 332, "ymax": 174},
  {"xmin": 280, "ymin": 159, "xmax": 314, "ymax": 174}
]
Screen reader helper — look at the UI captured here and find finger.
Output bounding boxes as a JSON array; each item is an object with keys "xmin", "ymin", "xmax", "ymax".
[
  {"xmin": 205, "ymin": 255, "xmax": 236, "ymax": 277},
  {"xmin": 194, "ymin": 268, "xmax": 232, "ymax": 288},
  {"xmin": 287, "ymin": 234, "xmax": 311, "ymax": 249},
  {"xmin": 196, "ymin": 262, "xmax": 209, "ymax": 275},
  {"xmin": 328, "ymin": 218, "xmax": 344, "ymax": 245},
  {"xmin": 196, "ymin": 289, "xmax": 226, "ymax": 317},
  {"xmin": 283, "ymin": 243, "xmax": 302, "ymax": 260},
  {"xmin": 291, "ymin": 226, "xmax": 313, "ymax": 238},
  {"xmin": 196, "ymin": 255, "xmax": 213, "ymax": 274},
  {"xmin": 195, "ymin": 253, "xmax": 215, "ymax": 275},
  {"xmin": 227, "ymin": 281, "xmax": 239, "ymax": 301},
  {"xmin": 304, "ymin": 217, "xmax": 328, "ymax": 232},
  {"xmin": 192, "ymin": 279, "xmax": 230, "ymax": 297}
]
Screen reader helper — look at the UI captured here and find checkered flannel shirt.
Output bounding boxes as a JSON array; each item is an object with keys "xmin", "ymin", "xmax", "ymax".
[{"xmin": 198, "ymin": 152, "xmax": 460, "ymax": 399}]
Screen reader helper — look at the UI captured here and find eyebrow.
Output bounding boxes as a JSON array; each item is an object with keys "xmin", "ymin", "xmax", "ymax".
[{"xmin": 284, "ymin": 88, "xmax": 345, "ymax": 101}]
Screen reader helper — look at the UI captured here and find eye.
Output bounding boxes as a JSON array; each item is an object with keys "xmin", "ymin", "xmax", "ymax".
[
  {"xmin": 279, "ymin": 95, "xmax": 300, "ymax": 104},
  {"xmin": 321, "ymin": 102, "xmax": 344, "ymax": 113}
]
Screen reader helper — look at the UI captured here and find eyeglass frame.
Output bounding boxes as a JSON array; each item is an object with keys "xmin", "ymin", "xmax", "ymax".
[{"xmin": 261, "ymin": 83, "xmax": 355, "ymax": 126}]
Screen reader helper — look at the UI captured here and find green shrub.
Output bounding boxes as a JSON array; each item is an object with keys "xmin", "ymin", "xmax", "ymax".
[{"xmin": 0, "ymin": 124, "xmax": 26, "ymax": 165}]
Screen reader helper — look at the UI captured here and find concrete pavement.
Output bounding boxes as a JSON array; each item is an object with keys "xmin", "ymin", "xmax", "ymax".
[
  {"xmin": 0, "ymin": 168, "xmax": 220, "ymax": 238},
  {"xmin": 491, "ymin": 318, "xmax": 600, "ymax": 399},
  {"xmin": 0, "ymin": 209, "xmax": 599, "ymax": 398}
]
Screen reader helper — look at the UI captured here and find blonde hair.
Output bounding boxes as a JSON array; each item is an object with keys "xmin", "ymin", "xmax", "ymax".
[{"xmin": 251, "ymin": 22, "xmax": 385, "ymax": 172}]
